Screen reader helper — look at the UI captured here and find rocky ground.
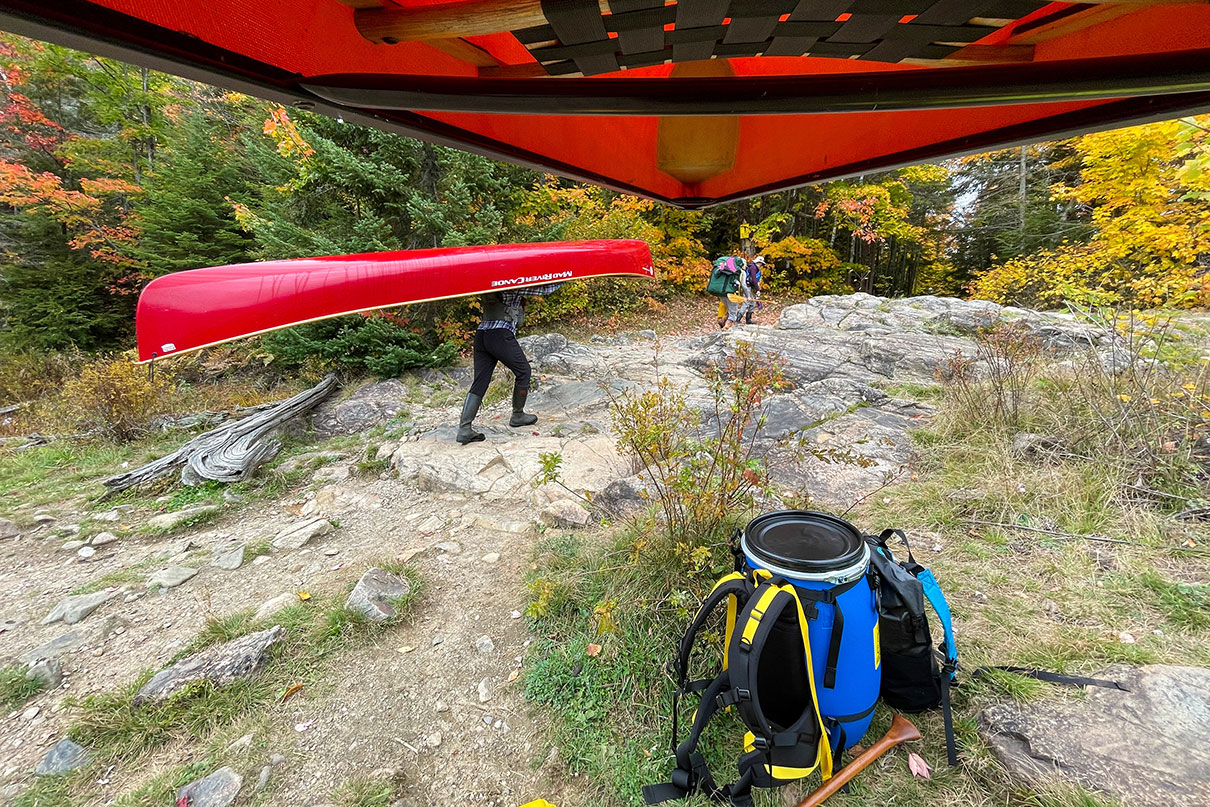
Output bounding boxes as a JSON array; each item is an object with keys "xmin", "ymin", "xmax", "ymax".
[{"xmin": 0, "ymin": 294, "xmax": 1199, "ymax": 806}]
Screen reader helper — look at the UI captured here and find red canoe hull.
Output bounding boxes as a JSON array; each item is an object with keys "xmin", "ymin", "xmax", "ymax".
[{"xmin": 135, "ymin": 240, "xmax": 654, "ymax": 362}]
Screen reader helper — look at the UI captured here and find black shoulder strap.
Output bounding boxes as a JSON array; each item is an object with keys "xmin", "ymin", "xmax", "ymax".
[
  {"xmin": 672, "ymin": 573, "xmax": 751, "ymax": 688},
  {"xmin": 972, "ymin": 666, "xmax": 1130, "ymax": 691},
  {"xmin": 877, "ymin": 527, "xmax": 918, "ymax": 567},
  {"xmin": 643, "ymin": 672, "xmax": 729, "ymax": 805}
]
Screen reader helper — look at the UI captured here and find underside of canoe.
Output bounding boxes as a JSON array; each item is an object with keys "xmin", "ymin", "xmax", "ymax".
[
  {"xmin": 135, "ymin": 240, "xmax": 654, "ymax": 362},
  {"xmin": 9, "ymin": 2, "xmax": 1210, "ymax": 207}
]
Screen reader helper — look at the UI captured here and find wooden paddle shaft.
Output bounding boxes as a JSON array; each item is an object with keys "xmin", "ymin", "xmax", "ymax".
[
  {"xmin": 356, "ymin": 0, "xmax": 609, "ymax": 44},
  {"xmin": 795, "ymin": 714, "xmax": 922, "ymax": 807}
]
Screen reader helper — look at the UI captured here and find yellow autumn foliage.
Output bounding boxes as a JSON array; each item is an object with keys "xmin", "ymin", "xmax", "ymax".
[
  {"xmin": 971, "ymin": 117, "xmax": 1210, "ymax": 309},
  {"xmin": 60, "ymin": 355, "xmax": 175, "ymax": 441}
]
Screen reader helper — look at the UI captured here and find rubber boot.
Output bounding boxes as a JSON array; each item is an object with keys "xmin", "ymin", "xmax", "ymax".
[
  {"xmin": 509, "ymin": 387, "xmax": 538, "ymax": 427},
  {"xmin": 455, "ymin": 393, "xmax": 486, "ymax": 444}
]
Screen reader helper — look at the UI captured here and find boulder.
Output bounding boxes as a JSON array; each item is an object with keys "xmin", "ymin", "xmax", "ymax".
[
  {"xmin": 26, "ymin": 658, "xmax": 63, "ymax": 689},
  {"xmin": 539, "ymin": 499, "xmax": 591, "ymax": 528},
  {"xmin": 90, "ymin": 531, "xmax": 120, "ymax": 547},
  {"xmin": 41, "ymin": 590, "xmax": 118, "ymax": 626},
  {"xmin": 148, "ymin": 565, "xmax": 199, "ymax": 589},
  {"xmin": 35, "ymin": 738, "xmax": 90, "ymax": 776},
  {"xmin": 20, "ymin": 631, "xmax": 87, "ymax": 665},
  {"xmin": 254, "ymin": 593, "xmax": 298, "ymax": 623},
  {"xmin": 0, "ymin": 517, "xmax": 20, "ymax": 539},
  {"xmin": 345, "ymin": 569, "xmax": 412, "ymax": 622},
  {"xmin": 392, "ymin": 434, "xmax": 625, "ymax": 504},
  {"xmin": 135, "ymin": 626, "xmax": 285, "ymax": 704},
  {"xmin": 272, "ymin": 517, "xmax": 333, "ymax": 550},
  {"xmin": 311, "ymin": 379, "xmax": 408, "ymax": 438},
  {"xmin": 979, "ymin": 664, "xmax": 1210, "ymax": 807},
  {"xmin": 517, "ymin": 332, "xmax": 569, "ymax": 362},
  {"xmin": 594, "ymin": 475, "xmax": 649, "ymax": 516},
  {"xmin": 177, "ymin": 766, "xmax": 243, "ymax": 807},
  {"xmin": 211, "ymin": 543, "xmax": 245, "ymax": 571}
]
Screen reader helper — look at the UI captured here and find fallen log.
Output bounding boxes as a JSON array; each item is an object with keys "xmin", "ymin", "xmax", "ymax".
[{"xmin": 103, "ymin": 375, "xmax": 338, "ymax": 492}]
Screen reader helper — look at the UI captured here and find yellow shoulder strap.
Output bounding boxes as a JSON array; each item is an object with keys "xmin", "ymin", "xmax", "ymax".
[
  {"xmin": 783, "ymin": 583, "xmax": 834, "ymax": 780},
  {"xmin": 705, "ymin": 572, "xmax": 746, "ymax": 672}
]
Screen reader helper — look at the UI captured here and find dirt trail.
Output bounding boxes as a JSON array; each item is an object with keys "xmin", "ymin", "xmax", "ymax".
[{"xmin": 0, "ymin": 419, "xmax": 588, "ymax": 806}]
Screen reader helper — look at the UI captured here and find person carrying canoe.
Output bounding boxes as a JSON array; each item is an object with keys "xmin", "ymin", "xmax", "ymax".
[{"xmin": 456, "ymin": 282, "xmax": 564, "ymax": 445}]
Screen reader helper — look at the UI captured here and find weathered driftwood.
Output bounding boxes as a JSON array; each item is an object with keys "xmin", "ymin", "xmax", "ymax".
[{"xmin": 103, "ymin": 375, "xmax": 338, "ymax": 492}]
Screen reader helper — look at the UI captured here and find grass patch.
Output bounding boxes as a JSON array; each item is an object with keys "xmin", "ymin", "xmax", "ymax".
[
  {"xmin": 332, "ymin": 772, "xmax": 406, "ymax": 807},
  {"xmin": 0, "ymin": 664, "xmax": 45, "ymax": 709},
  {"xmin": 1135, "ymin": 570, "xmax": 1210, "ymax": 630},
  {"xmin": 0, "ymin": 439, "xmax": 172, "ymax": 517},
  {"xmin": 878, "ymin": 381, "xmax": 946, "ymax": 403},
  {"xmin": 11, "ymin": 773, "xmax": 76, "ymax": 807},
  {"xmin": 71, "ymin": 555, "xmax": 167, "ymax": 595},
  {"xmin": 353, "ymin": 445, "xmax": 391, "ymax": 479},
  {"xmin": 523, "ymin": 529, "xmax": 743, "ymax": 806},
  {"xmin": 44, "ymin": 564, "xmax": 421, "ymax": 804},
  {"xmin": 246, "ymin": 539, "xmax": 273, "ymax": 561}
]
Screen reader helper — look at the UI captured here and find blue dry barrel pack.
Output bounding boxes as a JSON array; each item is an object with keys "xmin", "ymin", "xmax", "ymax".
[{"xmin": 647, "ymin": 511, "xmax": 961, "ymax": 806}]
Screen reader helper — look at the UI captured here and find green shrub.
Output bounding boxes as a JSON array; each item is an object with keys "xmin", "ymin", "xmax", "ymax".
[{"xmin": 261, "ymin": 312, "xmax": 458, "ymax": 377}]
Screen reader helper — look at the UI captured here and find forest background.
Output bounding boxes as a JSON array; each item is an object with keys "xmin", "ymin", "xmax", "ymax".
[{"xmin": 0, "ymin": 33, "xmax": 1208, "ymax": 405}]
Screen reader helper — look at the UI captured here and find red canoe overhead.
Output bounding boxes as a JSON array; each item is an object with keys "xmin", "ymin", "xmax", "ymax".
[
  {"xmin": 3, "ymin": 1, "xmax": 1210, "ymax": 207},
  {"xmin": 134, "ymin": 240, "xmax": 654, "ymax": 362}
]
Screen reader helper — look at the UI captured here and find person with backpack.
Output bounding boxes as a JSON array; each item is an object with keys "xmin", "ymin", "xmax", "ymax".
[
  {"xmin": 709, "ymin": 255, "xmax": 747, "ymax": 329},
  {"xmin": 456, "ymin": 282, "xmax": 564, "ymax": 445},
  {"xmin": 738, "ymin": 255, "xmax": 764, "ymax": 325}
]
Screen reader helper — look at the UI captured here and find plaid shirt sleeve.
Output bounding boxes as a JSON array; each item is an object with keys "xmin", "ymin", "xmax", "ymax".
[
  {"xmin": 480, "ymin": 283, "xmax": 565, "ymax": 332},
  {"xmin": 498, "ymin": 282, "xmax": 565, "ymax": 306}
]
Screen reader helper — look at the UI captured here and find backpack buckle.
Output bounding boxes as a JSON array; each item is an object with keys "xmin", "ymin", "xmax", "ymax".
[
  {"xmin": 750, "ymin": 735, "xmax": 770, "ymax": 751},
  {"xmin": 715, "ymin": 688, "xmax": 751, "ymax": 709}
]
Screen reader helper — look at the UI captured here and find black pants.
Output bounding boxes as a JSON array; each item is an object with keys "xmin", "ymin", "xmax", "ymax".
[{"xmin": 470, "ymin": 327, "xmax": 531, "ymax": 397}]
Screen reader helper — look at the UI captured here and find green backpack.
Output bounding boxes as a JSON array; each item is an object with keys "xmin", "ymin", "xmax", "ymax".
[{"xmin": 707, "ymin": 257, "xmax": 744, "ymax": 297}]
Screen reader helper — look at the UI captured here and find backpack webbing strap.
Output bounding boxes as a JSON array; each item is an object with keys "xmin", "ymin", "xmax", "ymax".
[
  {"xmin": 971, "ymin": 666, "xmax": 1130, "ymax": 691},
  {"xmin": 673, "ymin": 573, "xmax": 749, "ymax": 686},
  {"xmin": 877, "ymin": 528, "xmax": 917, "ymax": 566},
  {"xmin": 794, "ymin": 575, "xmax": 863, "ymax": 690},
  {"xmin": 940, "ymin": 668, "xmax": 957, "ymax": 767},
  {"xmin": 644, "ymin": 672, "xmax": 730, "ymax": 805}
]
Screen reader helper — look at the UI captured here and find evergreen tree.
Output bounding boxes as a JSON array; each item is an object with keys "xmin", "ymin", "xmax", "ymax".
[
  {"xmin": 131, "ymin": 101, "xmax": 257, "ymax": 274},
  {"xmin": 0, "ymin": 214, "xmax": 130, "ymax": 350},
  {"xmin": 951, "ymin": 143, "xmax": 1091, "ymax": 283}
]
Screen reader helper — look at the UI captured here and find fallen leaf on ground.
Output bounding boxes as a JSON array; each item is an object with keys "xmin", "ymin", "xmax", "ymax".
[
  {"xmin": 586, "ymin": 643, "xmax": 602, "ymax": 657},
  {"xmin": 508, "ymin": 669, "xmax": 520, "ymax": 683},
  {"xmin": 907, "ymin": 752, "xmax": 932, "ymax": 779},
  {"xmin": 280, "ymin": 683, "xmax": 304, "ymax": 703},
  {"xmin": 399, "ymin": 645, "xmax": 415, "ymax": 654},
  {"xmin": 296, "ymin": 591, "xmax": 311, "ymax": 601}
]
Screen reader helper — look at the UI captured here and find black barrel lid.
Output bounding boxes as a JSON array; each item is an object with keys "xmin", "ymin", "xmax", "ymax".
[{"xmin": 744, "ymin": 510, "xmax": 865, "ymax": 574}]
